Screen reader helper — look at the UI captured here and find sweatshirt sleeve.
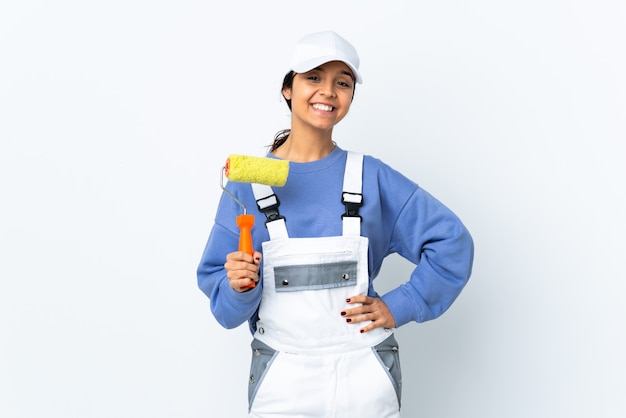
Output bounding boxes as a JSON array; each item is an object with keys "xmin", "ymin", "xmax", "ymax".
[
  {"xmin": 196, "ymin": 194, "xmax": 263, "ymax": 330},
  {"xmin": 381, "ymin": 187, "xmax": 474, "ymax": 327}
]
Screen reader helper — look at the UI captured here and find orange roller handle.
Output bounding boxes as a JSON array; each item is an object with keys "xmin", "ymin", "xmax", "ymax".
[{"xmin": 236, "ymin": 214, "xmax": 256, "ymax": 289}]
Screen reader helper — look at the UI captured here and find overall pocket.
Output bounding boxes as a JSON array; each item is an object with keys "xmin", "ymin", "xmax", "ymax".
[
  {"xmin": 248, "ymin": 338, "xmax": 278, "ymax": 411},
  {"xmin": 372, "ymin": 334, "xmax": 403, "ymax": 408},
  {"xmin": 273, "ymin": 261, "xmax": 358, "ymax": 292}
]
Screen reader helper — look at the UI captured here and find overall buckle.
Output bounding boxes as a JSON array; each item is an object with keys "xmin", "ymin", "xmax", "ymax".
[
  {"xmin": 256, "ymin": 194, "xmax": 286, "ymax": 226},
  {"xmin": 341, "ymin": 192, "xmax": 363, "ymax": 221}
]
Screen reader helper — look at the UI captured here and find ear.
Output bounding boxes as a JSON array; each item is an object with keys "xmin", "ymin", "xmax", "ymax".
[{"xmin": 282, "ymin": 86, "xmax": 292, "ymax": 101}]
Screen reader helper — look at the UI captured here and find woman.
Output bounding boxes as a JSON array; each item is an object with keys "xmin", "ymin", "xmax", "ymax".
[{"xmin": 197, "ymin": 30, "xmax": 474, "ymax": 417}]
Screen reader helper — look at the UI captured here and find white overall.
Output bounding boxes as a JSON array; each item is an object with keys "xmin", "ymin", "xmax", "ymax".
[{"xmin": 247, "ymin": 152, "xmax": 402, "ymax": 418}]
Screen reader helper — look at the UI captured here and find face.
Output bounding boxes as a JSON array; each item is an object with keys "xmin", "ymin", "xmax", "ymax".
[{"xmin": 282, "ymin": 61, "xmax": 355, "ymax": 134}]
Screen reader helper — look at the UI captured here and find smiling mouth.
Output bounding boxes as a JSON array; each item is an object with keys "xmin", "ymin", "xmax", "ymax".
[{"xmin": 312, "ymin": 103, "xmax": 334, "ymax": 112}]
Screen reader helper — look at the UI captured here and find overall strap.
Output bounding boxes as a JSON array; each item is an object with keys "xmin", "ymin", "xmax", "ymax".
[
  {"xmin": 252, "ymin": 151, "xmax": 364, "ymax": 240},
  {"xmin": 342, "ymin": 152, "xmax": 364, "ymax": 237},
  {"xmin": 251, "ymin": 183, "xmax": 288, "ymax": 240}
]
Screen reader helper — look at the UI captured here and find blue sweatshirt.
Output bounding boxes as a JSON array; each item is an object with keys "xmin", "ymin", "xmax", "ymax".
[{"xmin": 197, "ymin": 146, "xmax": 474, "ymax": 334}]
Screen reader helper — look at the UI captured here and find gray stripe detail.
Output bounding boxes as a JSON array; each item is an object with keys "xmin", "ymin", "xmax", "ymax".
[
  {"xmin": 274, "ymin": 261, "xmax": 357, "ymax": 292},
  {"xmin": 248, "ymin": 338, "xmax": 278, "ymax": 412},
  {"xmin": 372, "ymin": 334, "xmax": 402, "ymax": 408}
]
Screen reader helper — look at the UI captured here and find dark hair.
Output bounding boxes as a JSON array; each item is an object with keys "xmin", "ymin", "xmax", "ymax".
[
  {"xmin": 269, "ymin": 71, "xmax": 297, "ymax": 152},
  {"xmin": 281, "ymin": 71, "xmax": 297, "ymax": 111},
  {"xmin": 269, "ymin": 69, "xmax": 357, "ymax": 153}
]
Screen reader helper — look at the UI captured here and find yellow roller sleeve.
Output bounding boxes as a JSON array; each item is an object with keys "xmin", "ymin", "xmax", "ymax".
[{"xmin": 225, "ymin": 154, "xmax": 289, "ymax": 187}]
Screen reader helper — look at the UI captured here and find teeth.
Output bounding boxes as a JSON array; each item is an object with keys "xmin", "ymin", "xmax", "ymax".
[{"xmin": 313, "ymin": 103, "xmax": 333, "ymax": 111}]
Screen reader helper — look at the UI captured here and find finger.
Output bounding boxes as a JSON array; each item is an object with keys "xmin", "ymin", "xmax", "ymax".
[
  {"xmin": 253, "ymin": 251, "xmax": 262, "ymax": 266},
  {"xmin": 226, "ymin": 266, "xmax": 259, "ymax": 281},
  {"xmin": 237, "ymin": 277, "xmax": 257, "ymax": 291},
  {"xmin": 345, "ymin": 295, "xmax": 370, "ymax": 305},
  {"xmin": 226, "ymin": 265, "xmax": 260, "ymax": 290},
  {"xmin": 342, "ymin": 305, "xmax": 374, "ymax": 319},
  {"xmin": 359, "ymin": 320, "xmax": 393, "ymax": 333},
  {"xmin": 359, "ymin": 322, "xmax": 377, "ymax": 334},
  {"xmin": 225, "ymin": 256, "xmax": 260, "ymax": 272},
  {"xmin": 341, "ymin": 296, "xmax": 373, "ymax": 317},
  {"xmin": 357, "ymin": 314, "xmax": 391, "ymax": 333},
  {"xmin": 226, "ymin": 250, "xmax": 257, "ymax": 265},
  {"xmin": 342, "ymin": 296, "xmax": 380, "ymax": 316},
  {"xmin": 229, "ymin": 268, "xmax": 258, "ymax": 287},
  {"xmin": 345, "ymin": 311, "xmax": 382, "ymax": 333},
  {"xmin": 345, "ymin": 313, "xmax": 376, "ymax": 325}
]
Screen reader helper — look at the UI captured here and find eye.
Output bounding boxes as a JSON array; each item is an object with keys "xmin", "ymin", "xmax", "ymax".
[{"xmin": 335, "ymin": 77, "xmax": 354, "ymax": 89}]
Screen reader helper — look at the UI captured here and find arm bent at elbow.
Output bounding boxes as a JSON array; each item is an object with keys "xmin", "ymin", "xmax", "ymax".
[{"xmin": 383, "ymin": 190, "xmax": 475, "ymax": 327}]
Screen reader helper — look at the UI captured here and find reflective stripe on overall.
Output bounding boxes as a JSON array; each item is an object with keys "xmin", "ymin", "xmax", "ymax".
[{"xmin": 248, "ymin": 152, "xmax": 402, "ymax": 418}]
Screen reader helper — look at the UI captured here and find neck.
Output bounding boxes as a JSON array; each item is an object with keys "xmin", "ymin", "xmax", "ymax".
[{"xmin": 272, "ymin": 129, "xmax": 336, "ymax": 162}]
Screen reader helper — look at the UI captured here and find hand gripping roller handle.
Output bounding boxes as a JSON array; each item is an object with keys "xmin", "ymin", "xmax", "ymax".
[
  {"xmin": 220, "ymin": 162, "xmax": 255, "ymax": 290},
  {"xmin": 220, "ymin": 154, "xmax": 288, "ymax": 290}
]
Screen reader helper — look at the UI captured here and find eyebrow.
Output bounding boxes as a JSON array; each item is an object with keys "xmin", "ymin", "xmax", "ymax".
[{"xmin": 312, "ymin": 66, "xmax": 355, "ymax": 80}]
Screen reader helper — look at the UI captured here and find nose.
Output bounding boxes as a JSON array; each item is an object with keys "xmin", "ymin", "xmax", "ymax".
[{"xmin": 319, "ymin": 79, "xmax": 337, "ymax": 97}]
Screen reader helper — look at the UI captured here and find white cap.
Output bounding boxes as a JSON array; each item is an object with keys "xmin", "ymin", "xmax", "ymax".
[{"xmin": 288, "ymin": 31, "xmax": 362, "ymax": 84}]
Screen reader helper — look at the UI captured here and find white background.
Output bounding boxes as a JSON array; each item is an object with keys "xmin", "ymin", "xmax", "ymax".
[{"xmin": 1, "ymin": 1, "xmax": 625, "ymax": 417}]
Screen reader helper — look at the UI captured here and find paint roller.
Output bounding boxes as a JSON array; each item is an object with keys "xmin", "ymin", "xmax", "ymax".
[{"xmin": 220, "ymin": 154, "xmax": 289, "ymax": 289}]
